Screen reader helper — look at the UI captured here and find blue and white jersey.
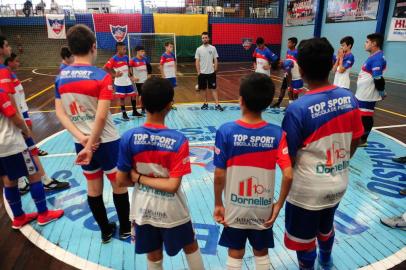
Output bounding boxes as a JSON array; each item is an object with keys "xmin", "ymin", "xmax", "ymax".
[
  {"xmin": 334, "ymin": 52, "xmax": 355, "ymax": 89},
  {"xmin": 214, "ymin": 120, "xmax": 290, "ymax": 229},
  {"xmin": 282, "ymin": 85, "xmax": 364, "ymax": 211},
  {"xmin": 253, "ymin": 47, "xmax": 278, "ymax": 76},
  {"xmin": 118, "ymin": 123, "xmax": 192, "ymax": 228},
  {"xmin": 356, "ymin": 51, "xmax": 386, "ymax": 102}
]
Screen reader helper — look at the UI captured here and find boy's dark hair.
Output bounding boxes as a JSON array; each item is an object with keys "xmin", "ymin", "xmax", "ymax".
[
  {"xmin": 201, "ymin": 32, "xmax": 209, "ymax": 36},
  {"xmin": 116, "ymin": 42, "xmax": 125, "ymax": 48},
  {"xmin": 164, "ymin": 41, "xmax": 174, "ymax": 47},
  {"xmin": 288, "ymin": 37, "xmax": 298, "ymax": 46},
  {"xmin": 141, "ymin": 77, "xmax": 174, "ymax": 113},
  {"xmin": 0, "ymin": 35, "xmax": 6, "ymax": 49},
  {"xmin": 240, "ymin": 73, "xmax": 275, "ymax": 112},
  {"xmin": 340, "ymin": 36, "xmax": 354, "ymax": 48},
  {"xmin": 67, "ymin": 24, "xmax": 96, "ymax": 56},
  {"xmin": 135, "ymin": 45, "xmax": 145, "ymax": 52},
  {"xmin": 60, "ymin": 46, "xmax": 72, "ymax": 59},
  {"xmin": 297, "ymin": 37, "xmax": 334, "ymax": 82},
  {"xmin": 367, "ymin": 33, "xmax": 384, "ymax": 49},
  {"xmin": 4, "ymin": 52, "xmax": 17, "ymax": 66},
  {"xmin": 256, "ymin": 37, "xmax": 265, "ymax": 45}
]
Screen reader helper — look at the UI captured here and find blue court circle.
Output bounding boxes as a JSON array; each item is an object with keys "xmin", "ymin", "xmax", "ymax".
[{"xmin": 10, "ymin": 104, "xmax": 406, "ymax": 269}]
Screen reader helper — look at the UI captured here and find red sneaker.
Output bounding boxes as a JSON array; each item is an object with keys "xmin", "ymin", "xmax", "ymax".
[
  {"xmin": 37, "ymin": 209, "xmax": 64, "ymax": 226},
  {"xmin": 12, "ymin": 212, "xmax": 38, "ymax": 229}
]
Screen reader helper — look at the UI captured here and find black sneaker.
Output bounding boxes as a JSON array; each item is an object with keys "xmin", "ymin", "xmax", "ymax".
[
  {"xmin": 171, "ymin": 106, "xmax": 177, "ymax": 110},
  {"xmin": 400, "ymin": 188, "xmax": 406, "ymax": 196},
  {"xmin": 132, "ymin": 110, "xmax": 143, "ymax": 117},
  {"xmin": 392, "ymin": 156, "xmax": 406, "ymax": 164},
  {"xmin": 38, "ymin": 148, "xmax": 48, "ymax": 156},
  {"xmin": 122, "ymin": 111, "xmax": 130, "ymax": 121},
  {"xmin": 18, "ymin": 178, "xmax": 30, "ymax": 195},
  {"xmin": 43, "ymin": 178, "xmax": 70, "ymax": 191},
  {"xmin": 119, "ymin": 228, "xmax": 131, "ymax": 240},
  {"xmin": 102, "ymin": 222, "xmax": 117, "ymax": 244},
  {"xmin": 271, "ymin": 102, "xmax": 281, "ymax": 108},
  {"xmin": 215, "ymin": 104, "xmax": 224, "ymax": 111},
  {"xmin": 201, "ymin": 103, "xmax": 208, "ymax": 110},
  {"xmin": 141, "ymin": 108, "xmax": 146, "ymax": 114}
]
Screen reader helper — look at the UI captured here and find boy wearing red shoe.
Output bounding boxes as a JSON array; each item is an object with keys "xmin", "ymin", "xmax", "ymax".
[{"xmin": 0, "ymin": 35, "xmax": 64, "ymax": 229}]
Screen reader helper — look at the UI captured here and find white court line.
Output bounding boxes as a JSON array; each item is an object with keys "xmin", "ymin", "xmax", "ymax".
[
  {"xmin": 373, "ymin": 124, "xmax": 406, "ymax": 130},
  {"xmin": 373, "ymin": 129, "xmax": 406, "ymax": 147},
  {"xmin": 32, "ymin": 68, "xmax": 57, "ymax": 77},
  {"xmin": 41, "ymin": 153, "xmax": 76, "ymax": 158}
]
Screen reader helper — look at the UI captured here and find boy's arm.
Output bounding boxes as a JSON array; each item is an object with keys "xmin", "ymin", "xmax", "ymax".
[
  {"xmin": 55, "ymin": 99, "xmax": 87, "ymax": 144},
  {"xmin": 76, "ymin": 99, "xmax": 110, "ymax": 165},
  {"xmin": 104, "ymin": 59, "xmax": 122, "ymax": 78},
  {"xmin": 195, "ymin": 58, "xmax": 201, "ymax": 74},
  {"xmin": 213, "ymin": 57, "xmax": 218, "ymax": 73},
  {"xmin": 131, "ymin": 170, "xmax": 182, "ymax": 193},
  {"xmin": 213, "ymin": 167, "xmax": 227, "ymax": 225},
  {"xmin": 159, "ymin": 64, "xmax": 165, "ymax": 77}
]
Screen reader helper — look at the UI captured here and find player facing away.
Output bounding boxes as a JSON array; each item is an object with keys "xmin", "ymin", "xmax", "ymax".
[
  {"xmin": 56, "ymin": 25, "xmax": 131, "ymax": 243},
  {"xmin": 272, "ymin": 37, "xmax": 299, "ymax": 108},
  {"xmin": 252, "ymin": 37, "xmax": 279, "ymax": 77},
  {"xmin": 213, "ymin": 73, "xmax": 293, "ymax": 270},
  {"xmin": 282, "ymin": 37, "xmax": 363, "ymax": 270},
  {"xmin": 333, "ymin": 36, "xmax": 355, "ymax": 89},
  {"xmin": 104, "ymin": 42, "xmax": 141, "ymax": 120},
  {"xmin": 0, "ymin": 35, "xmax": 64, "ymax": 229},
  {"xmin": 129, "ymin": 45, "xmax": 152, "ymax": 114},
  {"xmin": 195, "ymin": 32, "xmax": 223, "ymax": 111},
  {"xmin": 59, "ymin": 45, "xmax": 74, "ymax": 71},
  {"xmin": 5, "ymin": 53, "xmax": 70, "ymax": 194},
  {"xmin": 116, "ymin": 77, "xmax": 205, "ymax": 270},
  {"xmin": 355, "ymin": 33, "xmax": 387, "ymax": 147}
]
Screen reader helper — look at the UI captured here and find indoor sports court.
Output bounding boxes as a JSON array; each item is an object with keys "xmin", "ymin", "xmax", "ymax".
[{"xmin": 0, "ymin": 1, "xmax": 405, "ymax": 270}]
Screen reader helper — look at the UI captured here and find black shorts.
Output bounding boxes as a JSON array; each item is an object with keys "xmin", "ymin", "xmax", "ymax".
[
  {"xmin": 198, "ymin": 73, "xmax": 216, "ymax": 90},
  {"xmin": 135, "ymin": 83, "xmax": 144, "ymax": 95}
]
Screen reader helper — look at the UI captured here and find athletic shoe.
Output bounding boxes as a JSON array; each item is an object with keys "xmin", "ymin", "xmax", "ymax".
[
  {"xmin": 119, "ymin": 228, "xmax": 131, "ymax": 240},
  {"xmin": 37, "ymin": 209, "xmax": 64, "ymax": 226},
  {"xmin": 201, "ymin": 103, "xmax": 208, "ymax": 110},
  {"xmin": 317, "ymin": 257, "xmax": 334, "ymax": 270},
  {"xmin": 18, "ymin": 177, "xmax": 30, "ymax": 195},
  {"xmin": 38, "ymin": 149, "xmax": 48, "ymax": 156},
  {"xmin": 271, "ymin": 102, "xmax": 281, "ymax": 108},
  {"xmin": 102, "ymin": 222, "xmax": 117, "ymax": 244},
  {"xmin": 122, "ymin": 111, "xmax": 130, "ymax": 121},
  {"xmin": 171, "ymin": 106, "xmax": 177, "ymax": 110},
  {"xmin": 141, "ymin": 108, "xmax": 146, "ymax": 114},
  {"xmin": 400, "ymin": 189, "xmax": 406, "ymax": 196},
  {"xmin": 380, "ymin": 216, "xmax": 406, "ymax": 230},
  {"xmin": 358, "ymin": 142, "xmax": 368, "ymax": 147},
  {"xmin": 392, "ymin": 156, "xmax": 406, "ymax": 164},
  {"xmin": 132, "ymin": 110, "xmax": 143, "ymax": 117},
  {"xmin": 12, "ymin": 212, "xmax": 38, "ymax": 229},
  {"xmin": 43, "ymin": 178, "xmax": 70, "ymax": 191},
  {"xmin": 215, "ymin": 104, "xmax": 224, "ymax": 111}
]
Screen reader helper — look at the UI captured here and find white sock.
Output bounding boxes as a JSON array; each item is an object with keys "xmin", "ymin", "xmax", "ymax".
[
  {"xmin": 185, "ymin": 249, "xmax": 204, "ymax": 270},
  {"xmin": 289, "ymin": 100, "xmax": 293, "ymax": 104},
  {"xmin": 402, "ymin": 212, "xmax": 406, "ymax": 222},
  {"xmin": 226, "ymin": 256, "xmax": 243, "ymax": 270},
  {"xmin": 41, "ymin": 175, "xmax": 52, "ymax": 185},
  {"xmin": 147, "ymin": 259, "xmax": 163, "ymax": 270},
  {"xmin": 255, "ymin": 255, "xmax": 270, "ymax": 270},
  {"xmin": 18, "ymin": 177, "xmax": 28, "ymax": 189}
]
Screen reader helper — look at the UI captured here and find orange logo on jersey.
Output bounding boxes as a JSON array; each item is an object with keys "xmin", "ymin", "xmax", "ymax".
[{"xmin": 69, "ymin": 101, "xmax": 86, "ymax": 116}]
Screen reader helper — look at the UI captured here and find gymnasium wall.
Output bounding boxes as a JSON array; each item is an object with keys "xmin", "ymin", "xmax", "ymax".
[{"xmin": 281, "ymin": 0, "xmax": 406, "ymax": 81}]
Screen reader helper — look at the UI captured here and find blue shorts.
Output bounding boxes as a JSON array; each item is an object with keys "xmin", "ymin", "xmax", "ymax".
[
  {"xmin": 219, "ymin": 227, "xmax": 274, "ymax": 251},
  {"xmin": 357, "ymin": 100, "xmax": 376, "ymax": 117},
  {"xmin": 290, "ymin": 79, "xmax": 305, "ymax": 94},
  {"xmin": 0, "ymin": 150, "xmax": 38, "ymax": 180},
  {"xmin": 74, "ymin": 139, "xmax": 119, "ymax": 181},
  {"xmin": 285, "ymin": 202, "xmax": 338, "ymax": 251},
  {"xmin": 114, "ymin": 85, "xmax": 136, "ymax": 98},
  {"xmin": 135, "ymin": 221, "xmax": 195, "ymax": 256},
  {"xmin": 167, "ymin": 77, "xmax": 177, "ymax": 88}
]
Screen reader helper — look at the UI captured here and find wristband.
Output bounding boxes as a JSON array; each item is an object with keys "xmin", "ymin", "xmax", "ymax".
[{"xmin": 137, "ymin": 174, "xmax": 142, "ymax": 184}]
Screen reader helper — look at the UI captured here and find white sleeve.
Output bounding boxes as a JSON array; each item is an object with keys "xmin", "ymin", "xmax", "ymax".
[{"xmin": 195, "ymin": 48, "xmax": 200, "ymax": 59}]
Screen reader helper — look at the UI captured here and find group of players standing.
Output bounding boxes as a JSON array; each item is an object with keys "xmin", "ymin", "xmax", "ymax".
[{"xmin": 0, "ymin": 24, "xmax": 388, "ymax": 270}]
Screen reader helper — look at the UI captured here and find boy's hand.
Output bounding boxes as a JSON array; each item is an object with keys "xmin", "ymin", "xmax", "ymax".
[
  {"xmin": 263, "ymin": 202, "xmax": 283, "ymax": 228},
  {"xmin": 263, "ymin": 63, "xmax": 270, "ymax": 70},
  {"xmin": 115, "ymin": 71, "xmax": 123, "ymax": 77},
  {"xmin": 131, "ymin": 169, "xmax": 140, "ymax": 183},
  {"xmin": 213, "ymin": 205, "xmax": 227, "ymax": 226},
  {"xmin": 75, "ymin": 147, "xmax": 93, "ymax": 165},
  {"xmin": 131, "ymin": 76, "xmax": 139, "ymax": 83}
]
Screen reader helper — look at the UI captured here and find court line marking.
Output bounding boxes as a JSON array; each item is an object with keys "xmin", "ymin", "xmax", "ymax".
[
  {"xmin": 373, "ymin": 124, "xmax": 406, "ymax": 130},
  {"xmin": 21, "ymin": 77, "xmax": 32, "ymax": 83},
  {"xmin": 25, "ymin": 84, "xmax": 54, "ymax": 102},
  {"xmin": 32, "ymin": 69, "xmax": 58, "ymax": 77},
  {"xmin": 4, "ymin": 106, "xmax": 406, "ymax": 270},
  {"xmin": 375, "ymin": 107, "xmax": 406, "ymax": 118}
]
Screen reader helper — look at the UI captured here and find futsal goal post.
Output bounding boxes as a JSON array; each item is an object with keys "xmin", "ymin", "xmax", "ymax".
[{"xmin": 127, "ymin": 33, "xmax": 176, "ymax": 64}]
